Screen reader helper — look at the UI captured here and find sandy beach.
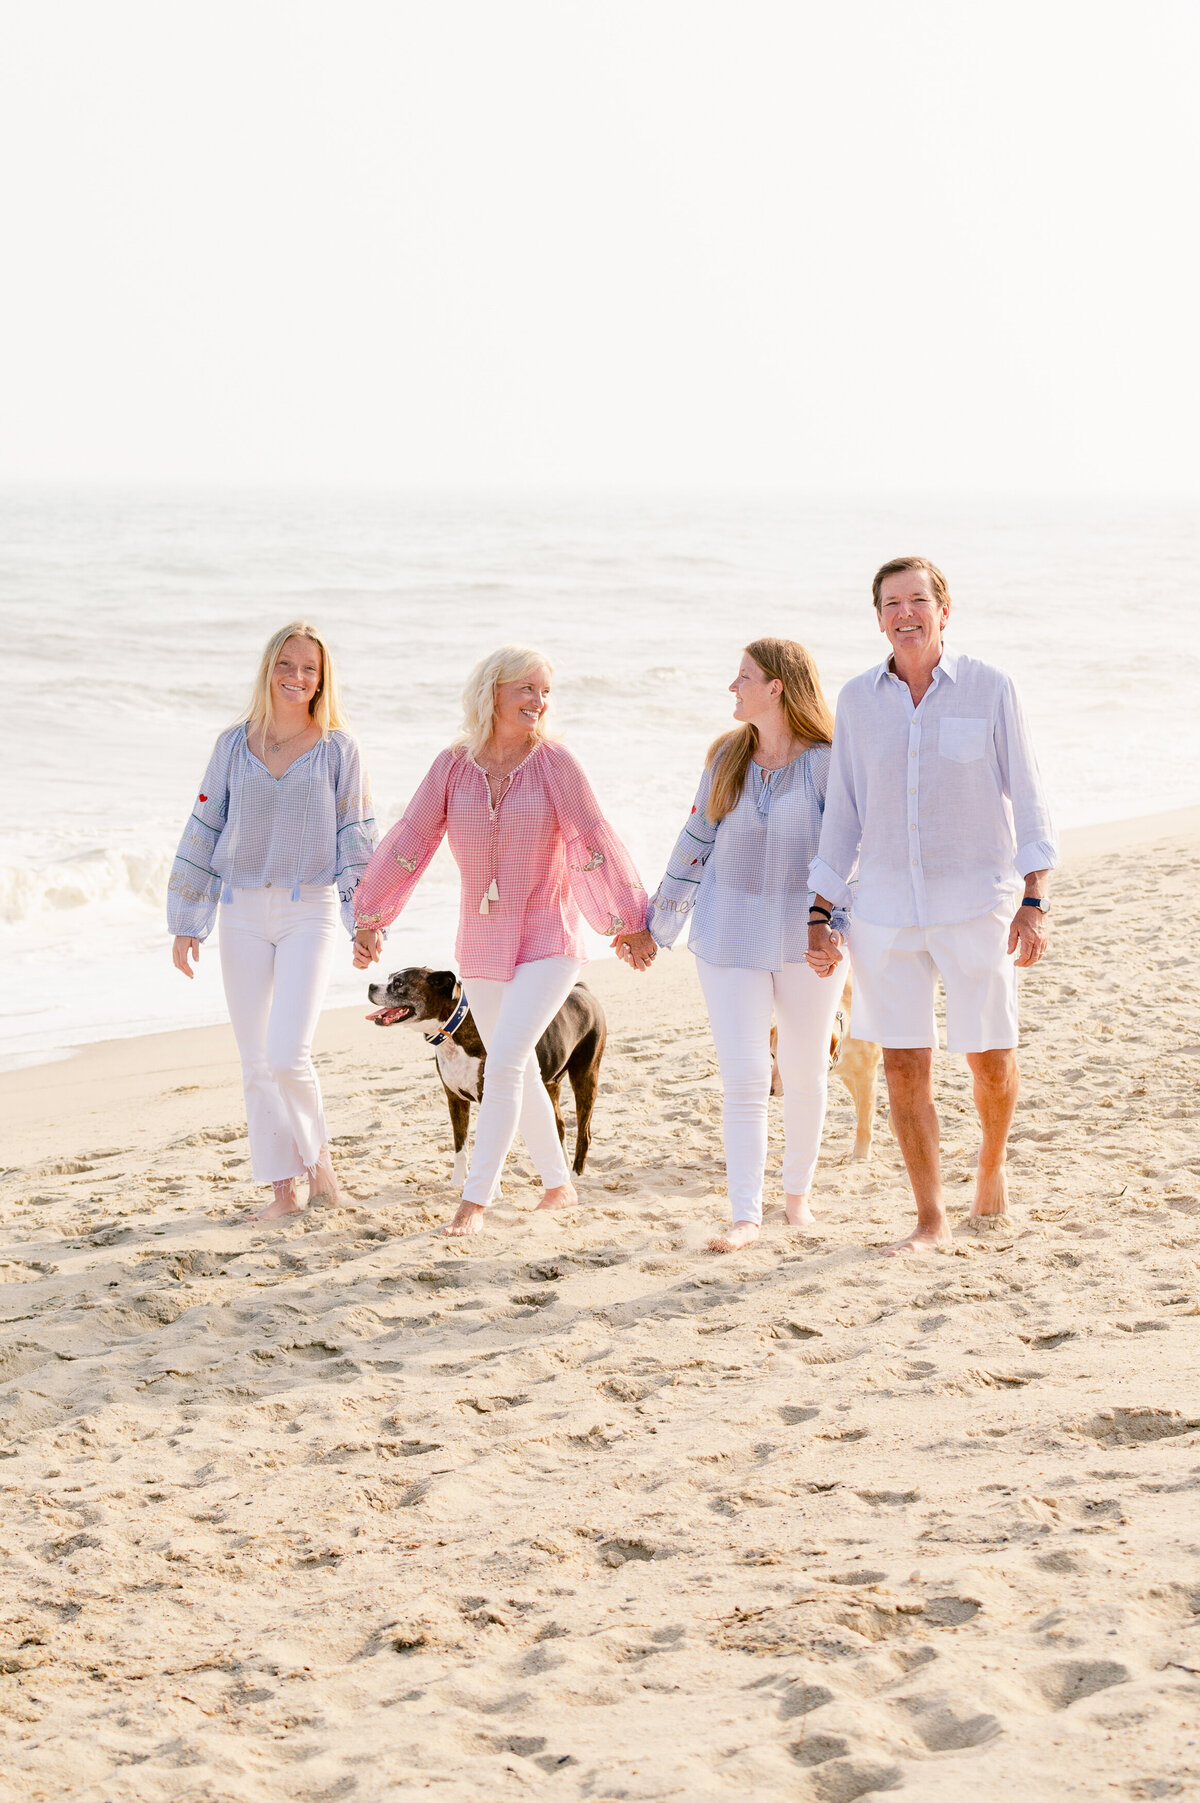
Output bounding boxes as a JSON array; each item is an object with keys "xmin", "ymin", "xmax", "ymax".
[{"xmin": 2, "ymin": 810, "xmax": 1199, "ymax": 1802}]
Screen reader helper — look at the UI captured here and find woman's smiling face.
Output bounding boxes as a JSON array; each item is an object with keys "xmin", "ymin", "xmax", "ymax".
[
  {"xmin": 729, "ymin": 652, "xmax": 782, "ymax": 726},
  {"xmin": 272, "ymin": 636, "xmax": 322, "ymax": 710},
  {"xmin": 493, "ymin": 665, "xmax": 552, "ymax": 739}
]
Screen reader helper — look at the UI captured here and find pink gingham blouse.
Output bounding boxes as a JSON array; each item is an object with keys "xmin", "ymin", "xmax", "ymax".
[{"xmin": 354, "ymin": 740, "xmax": 648, "ymax": 981}]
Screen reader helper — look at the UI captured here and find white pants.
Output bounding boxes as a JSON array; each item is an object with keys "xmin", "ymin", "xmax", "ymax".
[
  {"xmin": 696, "ymin": 957, "xmax": 845, "ymax": 1225},
  {"xmin": 848, "ymin": 909, "xmax": 1019, "ymax": 1053},
  {"xmin": 460, "ymin": 956, "xmax": 582, "ymax": 1206},
  {"xmin": 219, "ymin": 886, "xmax": 340, "ymax": 1183}
]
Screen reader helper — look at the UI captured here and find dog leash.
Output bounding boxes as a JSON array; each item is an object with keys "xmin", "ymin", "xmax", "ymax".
[{"xmin": 425, "ymin": 985, "xmax": 470, "ymax": 1047}]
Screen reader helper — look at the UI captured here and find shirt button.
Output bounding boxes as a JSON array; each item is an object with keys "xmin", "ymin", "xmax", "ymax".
[
  {"xmin": 265, "ymin": 881, "xmax": 272, "ymax": 888},
  {"xmin": 912, "ymin": 859, "xmax": 918, "ymax": 866},
  {"xmin": 910, "ymin": 751, "xmax": 917, "ymax": 758},
  {"xmin": 909, "ymin": 787, "xmax": 916, "ymax": 794}
]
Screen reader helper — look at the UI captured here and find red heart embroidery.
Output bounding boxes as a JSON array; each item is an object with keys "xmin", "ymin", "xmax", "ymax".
[{"xmin": 199, "ymin": 794, "xmax": 208, "ymax": 802}]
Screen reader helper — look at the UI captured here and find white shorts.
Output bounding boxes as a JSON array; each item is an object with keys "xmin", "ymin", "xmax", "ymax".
[{"xmin": 847, "ymin": 909, "xmax": 1019, "ymax": 1054}]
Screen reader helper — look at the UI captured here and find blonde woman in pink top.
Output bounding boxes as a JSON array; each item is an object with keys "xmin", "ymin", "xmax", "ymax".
[{"xmin": 353, "ymin": 646, "xmax": 649, "ymax": 1237}]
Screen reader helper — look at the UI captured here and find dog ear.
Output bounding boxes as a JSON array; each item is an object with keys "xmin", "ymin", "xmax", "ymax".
[{"xmin": 430, "ymin": 970, "xmax": 457, "ymax": 1003}]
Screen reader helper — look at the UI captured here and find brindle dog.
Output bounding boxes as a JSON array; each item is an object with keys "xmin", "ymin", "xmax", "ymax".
[{"xmin": 367, "ymin": 966, "xmax": 606, "ymax": 1183}]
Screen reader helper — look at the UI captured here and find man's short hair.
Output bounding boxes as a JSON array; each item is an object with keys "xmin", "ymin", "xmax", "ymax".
[{"xmin": 871, "ymin": 556, "xmax": 952, "ymax": 614}]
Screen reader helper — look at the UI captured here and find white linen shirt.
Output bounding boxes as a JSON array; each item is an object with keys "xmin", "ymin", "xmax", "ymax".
[{"xmin": 808, "ymin": 648, "xmax": 1057, "ymax": 929}]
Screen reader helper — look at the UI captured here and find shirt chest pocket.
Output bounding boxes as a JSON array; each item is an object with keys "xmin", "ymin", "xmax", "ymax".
[{"xmin": 938, "ymin": 716, "xmax": 989, "ymax": 763}]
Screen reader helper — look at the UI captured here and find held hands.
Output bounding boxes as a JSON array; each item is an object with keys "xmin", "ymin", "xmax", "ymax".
[
  {"xmin": 611, "ymin": 927, "xmax": 658, "ymax": 973},
  {"xmin": 172, "ymin": 936, "xmax": 200, "ymax": 979},
  {"xmin": 805, "ymin": 922, "xmax": 844, "ymax": 979},
  {"xmin": 353, "ymin": 927, "xmax": 383, "ymax": 970},
  {"xmin": 1008, "ymin": 906, "xmax": 1049, "ymax": 968}
]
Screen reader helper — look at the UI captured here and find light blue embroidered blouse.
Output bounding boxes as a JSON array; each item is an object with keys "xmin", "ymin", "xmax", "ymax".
[
  {"xmin": 166, "ymin": 725, "xmax": 378, "ymax": 940},
  {"xmin": 646, "ymin": 745, "xmax": 848, "ymax": 970}
]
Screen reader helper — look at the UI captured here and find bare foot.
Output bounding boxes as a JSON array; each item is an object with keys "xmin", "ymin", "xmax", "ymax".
[
  {"xmin": 248, "ymin": 1178, "xmax": 304, "ymax": 1222},
  {"xmin": 879, "ymin": 1219, "xmax": 953, "ymax": 1257},
  {"xmin": 709, "ymin": 1221, "xmax": 760, "ymax": 1253},
  {"xmin": 785, "ymin": 1191, "xmax": 815, "ymax": 1227},
  {"xmin": 970, "ymin": 1164, "xmax": 1008, "ymax": 1218},
  {"xmin": 306, "ymin": 1148, "xmax": 341, "ymax": 1208},
  {"xmin": 442, "ymin": 1202, "xmax": 485, "ymax": 1237},
  {"xmin": 536, "ymin": 1182, "xmax": 577, "ymax": 1212}
]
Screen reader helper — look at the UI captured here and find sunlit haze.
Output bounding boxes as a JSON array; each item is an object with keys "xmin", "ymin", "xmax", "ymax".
[{"xmin": 2, "ymin": 1, "xmax": 1197, "ymax": 494}]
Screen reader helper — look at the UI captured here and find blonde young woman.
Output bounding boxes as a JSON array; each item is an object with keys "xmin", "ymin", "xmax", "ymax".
[
  {"xmin": 169, "ymin": 623, "xmax": 377, "ymax": 1221},
  {"xmin": 616, "ymin": 639, "xmax": 846, "ymax": 1252},
  {"xmin": 353, "ymin": 646, "xmax": 648, "ymax": 1239}
]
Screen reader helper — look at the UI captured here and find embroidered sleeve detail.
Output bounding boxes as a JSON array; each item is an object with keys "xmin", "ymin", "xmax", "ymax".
[
  {"xmin": 332, "ymin": 740, "xmax": 382, "ymax": 935},
  {"xmin": 353, "ymin": 751, "xmax": 452, "ymax": 933},
  {"xmin": 641, "ymin": 766, "xmax": 716, "ymax": 950},
  {"xmin": 167, "ymin": 870, "xmax": 219, "ymax": 906},
  {"xmin": 336, "ymin": 789, "xmax": 372, "ymax": 820},
  {"xmin": 543, "ymin": 746, "xmax": 647, "ymax": 935},
  {"xmin": 167, "ymin": 731, "xmax": 237, "ymax": 941},
  {"xmin": 650, "ymin": 893, "xmax": 693, "ymax": 916}
]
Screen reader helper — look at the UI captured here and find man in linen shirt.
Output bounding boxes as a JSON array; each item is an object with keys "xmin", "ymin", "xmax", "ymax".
[{"xmin": 807, "ymin": 556, "xmax": 1057, "ymax": 1256}]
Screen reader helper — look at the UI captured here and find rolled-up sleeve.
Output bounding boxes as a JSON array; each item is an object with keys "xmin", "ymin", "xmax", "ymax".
[
  {"xmin": 354, "ymin": 751, "xmax": 451, "ymax": 931},
  {"xmin": 995, "ymin": 677, "xmax": 1058, "ymax": 877},
  {"xmin": 646, "ymin": 767, "xmax": 717, "ymax": 949},
  {"xmin": 808, "ymin": 707, "xmax": 860, "ymax": 910}
]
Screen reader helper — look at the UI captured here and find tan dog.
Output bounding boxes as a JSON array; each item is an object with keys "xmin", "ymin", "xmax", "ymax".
[{"xmin": 770, "ymin": 970, "xmax": 883, "ymax": 1161}]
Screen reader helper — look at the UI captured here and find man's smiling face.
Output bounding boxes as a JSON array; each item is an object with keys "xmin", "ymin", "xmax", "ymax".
[{"xmin": 876, "ymin": 568, "xmax": 950, "ymax": 663}]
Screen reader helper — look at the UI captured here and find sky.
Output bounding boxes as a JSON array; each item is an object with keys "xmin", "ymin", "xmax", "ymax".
[{"xmin": 1, "ymin": 1, "xmax": 1197, "ymax": 495}]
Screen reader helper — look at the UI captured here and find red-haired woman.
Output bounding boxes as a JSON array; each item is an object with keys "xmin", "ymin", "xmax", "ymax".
[{"xmin": 616, "ymin": 639, "xmax": 845, "ymax": 1251}]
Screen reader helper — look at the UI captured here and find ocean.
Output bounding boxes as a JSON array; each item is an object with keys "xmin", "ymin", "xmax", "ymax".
[{"xmin": 4, "ymin": 486, "xmax": 1198, "ymax": 1071}]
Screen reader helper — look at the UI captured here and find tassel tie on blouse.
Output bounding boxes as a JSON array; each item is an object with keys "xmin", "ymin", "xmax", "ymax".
[
  {"xmin": 754, "ymin": 766, "xmax": 779, "ymax": 820},
  {"xmin": 479, "ymin": 877, "xmax": 500, "ymax": 915}
]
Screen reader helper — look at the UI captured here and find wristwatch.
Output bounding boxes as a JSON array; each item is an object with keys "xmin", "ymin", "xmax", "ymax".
[{"xmin": 1020, "ymin": 897, "xmax": 1051, "ymax": 913}]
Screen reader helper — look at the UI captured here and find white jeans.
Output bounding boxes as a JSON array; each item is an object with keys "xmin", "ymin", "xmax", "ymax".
[
  {"xmin": 460, "ymin": 956, "xmax": 582, "ymax": 1206},
  {"xmin": 696, "ymin": 957, "xmax": 845, "ymax": 1225},
  {"xmin": 219, "ymin": 886, "xmax": 340, "ymax": 1183}
]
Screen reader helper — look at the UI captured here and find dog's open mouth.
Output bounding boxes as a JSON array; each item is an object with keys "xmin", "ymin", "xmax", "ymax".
[{"xmin": 365, "ymin": 1005, "xmax": 415, "ymax": 1027}]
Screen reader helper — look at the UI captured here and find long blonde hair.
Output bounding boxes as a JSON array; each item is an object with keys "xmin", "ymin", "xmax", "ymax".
[
  {"xmin": 453, "ymin": 644, "xmax": 556, "ymax": 761},
  {"xmin": 706, "ymin": 637, "xmax": 834, "ymax": 824},
  {"xmin": 240, "ymin": 622, "xmax": 346, "ymax": 744}
]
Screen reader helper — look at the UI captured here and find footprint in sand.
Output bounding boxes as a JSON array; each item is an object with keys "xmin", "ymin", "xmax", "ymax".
[
  {"xmin": 778, "ymin": 1681, "xmax": 835, "ymax": 1719},
  {"xmin": 1032, "ymin": 1658, "xmax": 1129, "ymax": 1709},
  {"xmin": 895, "ymin": 1694, "xmax": 1002, "ymax": 1748},
  {"xmin": 789, "ymin": 1732, "xmax": 849, "ymax": 1766},
  {"xmin": 809, "ymin": 1759, "xmax": 904, "ymax": 1801}
]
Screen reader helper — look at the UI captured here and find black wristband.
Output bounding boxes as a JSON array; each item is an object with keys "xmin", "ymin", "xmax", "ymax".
[{"xmin": 808, "ymin": 906, "xmax": 832, "ymax": 923}]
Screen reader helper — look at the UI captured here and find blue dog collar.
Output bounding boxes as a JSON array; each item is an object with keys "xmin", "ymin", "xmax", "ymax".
[{"xmin": 426, "ymin": 986, "xmax": 469, "ymax": 1047}]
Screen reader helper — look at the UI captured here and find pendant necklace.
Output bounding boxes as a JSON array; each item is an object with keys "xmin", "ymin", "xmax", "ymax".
[{"xmin": 267, "ymin": 725, "xmax": 308, "ymax": 755}]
